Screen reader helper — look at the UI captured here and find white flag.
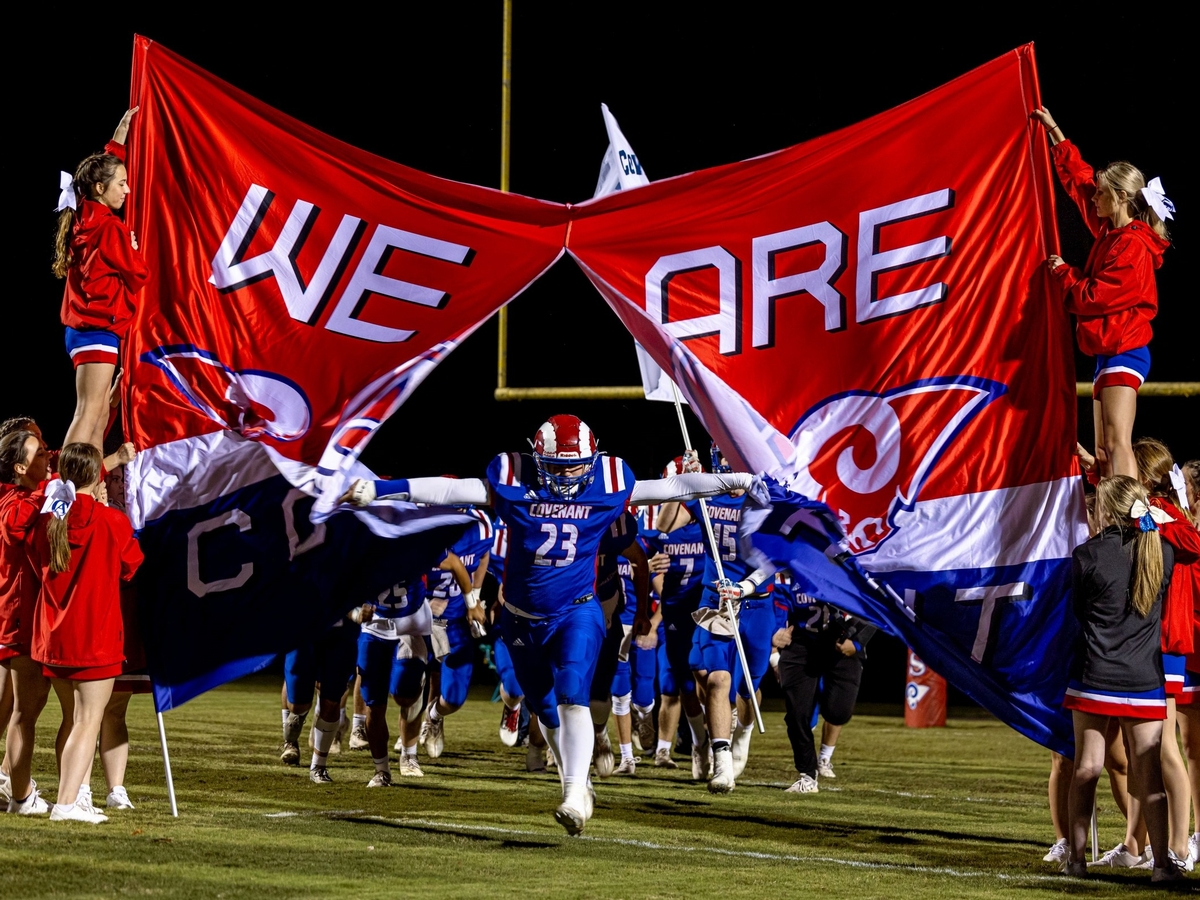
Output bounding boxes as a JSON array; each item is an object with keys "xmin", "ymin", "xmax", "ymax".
[{"xmin": 592, "ymin": 104, "xmax": 678, "ymax": 403}]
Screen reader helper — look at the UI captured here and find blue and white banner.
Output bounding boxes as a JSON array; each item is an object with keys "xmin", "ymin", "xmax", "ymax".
[
  {"xmin": 744, "ymin": 480, "xmax": 1078, "ymax": 755},
  {"xmin": 128, "ymin": 433, "xmax": 474, "ymax": 711}
]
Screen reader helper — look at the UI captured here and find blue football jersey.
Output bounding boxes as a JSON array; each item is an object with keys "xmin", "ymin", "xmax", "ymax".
[
  {"xmin": 488, "ymin": 452, "xmax": 635, "ymax": 617},
  {"xmin": 686, "ymin": 493, "xmax": 754, "ymax": 602},
  {"xmin": 369, "ymin": 575, "xmax": 427, "ymax": 620},
  {"xmin": 427, "ymin": 513, "xmax": 494, "ymax": 619},
  {"xmin": 646, "ymin": 519, "xmax": 707, "ymax": 610}
]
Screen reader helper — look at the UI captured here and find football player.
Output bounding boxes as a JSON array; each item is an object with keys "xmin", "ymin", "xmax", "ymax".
[
  {"xmin": 644, "ymin": 456, "xmax": 710, "ymax": 773},
  {"xmin": 421, "ymin": 516, "xmax": 492, "ymax": 760},
  {"xmin": 342, "ymin": 415, "xmax": 762, "ymax": 832},
  {"xmin": 281, "ymin": 610, "xmax": 364, "ymax": 783},
  {"xmin": 655, "ymin": 444, "xmax": 776, "ymax": 793},
  {"xmin": 357, "ymin": 575, "xmax": 431, "ymax": 785}
]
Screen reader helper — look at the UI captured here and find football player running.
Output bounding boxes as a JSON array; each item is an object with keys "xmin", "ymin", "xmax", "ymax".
[
  {"xmin": 655, "ymin": 444, "xmax": 776, "ymax": 793},
  {"xmin": 342, "ymin": 415, "xmax": 763, "ymax": 833},
  {"xmin": 357, "ymin": 575, "xmax": 432, "ymax": 785},
  {"xmin": 421, "ymin": 517, "xmax": 492, "ymax": 760}
]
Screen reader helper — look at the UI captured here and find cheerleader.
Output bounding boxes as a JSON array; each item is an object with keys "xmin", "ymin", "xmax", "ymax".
[
  {"xmin": 53, "ymin": 108, "xmax": 148, "ymax": 451},
  {"xmin": 27, "ymin": 443, "xmax": 143, "ymax": 823},
  {"xmin": 1032, "ymin": 108, "xmax": 1172, "ymax": 479},
  {"xmin": 1062, "ymin": 475, "xmax": 1182, "ymax": 881},
  {"xmin": 1132, "ymin": 440, "xmax": 1200, "ymax": 866},
  {"xmin": 0, "ymin": 430, "xmax": 52, "ymax": 814}
]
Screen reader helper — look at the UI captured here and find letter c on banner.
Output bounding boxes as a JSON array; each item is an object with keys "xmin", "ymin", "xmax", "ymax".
[{"xmin": 187, "ymin": 509, "xmax": 254, "ymax": 597}]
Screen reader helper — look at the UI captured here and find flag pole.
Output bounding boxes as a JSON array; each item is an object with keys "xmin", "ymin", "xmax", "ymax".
[
  {"xmin": 156, "ymin": 710, "xmax": 179, "ymax": 817},
  {"xmin": 669, "ymin": 384, "xmax": 765, "ymax": 734},
  {"xmin": 1090, "ymin": 797, "xmax": 1098, "ymax": 863}
]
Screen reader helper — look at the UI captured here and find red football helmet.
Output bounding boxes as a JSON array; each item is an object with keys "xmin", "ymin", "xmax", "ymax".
[{"xmin": 532, "ymin": 415, "xmax": 599, "ymax": 498}]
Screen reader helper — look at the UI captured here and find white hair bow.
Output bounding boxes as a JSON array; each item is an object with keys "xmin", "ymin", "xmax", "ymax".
[
  {"xmin": 1169, "ymin": 464, "xmax": 1191, "ymax": 512},
  {"xmin": 55, "ymin": 171, "xmax": 76, "ymax": 212},
  {"xmin": 1129, "ymin": 498, "xmax": 1174, "ymax": 531},
  {"xmin": 41, "ymin": 479, "xmax": 77, "ymax": 519},
  {"xmin": 1141, "ymin": 177, "xmax": 1175, "ymax": 222}
]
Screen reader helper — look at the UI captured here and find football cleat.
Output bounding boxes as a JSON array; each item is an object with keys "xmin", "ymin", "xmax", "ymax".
[
  {"xmin": 784, "ymin": 774, "xmax": 819, "ymax": 794},
  {"xmin": 614, "ymin": 757, "xmax": 638, "ymax": 776},
  {"xmin": 708, "ymin": 747, "xmax": 735, "ymax": 793},
  {"xmin": 349, "ymin": 724, "xmax": 370, "ymax": 751},
  {"xmin": 280, "ymin": 741, "xmax": 301, "ymax": 766},
  {"xmin": 499, "ymin": 705, "xmax": 521, "ymax": 747},
  {"xmin": 817, "ymin": 759, "xmax": 836, "ymax": 779},
  {"xmin": 532, "ymin": 415, "xmax": 599, "ymax": 499},
  {"xmin": 422, "ymin": 708, "xmax": 445, "ymax": 759},
  {"xmin": 691, "ymin": 740, "xmax": 712, "ymax": 782},
  {"xmin": 399, "ymin": 754, "xmax": 425, "ymax": 777},
  {"xmin": 593, "ymin": 729, "xmax": 615, "ymax": 778},
  {"xmin": 654, "ymin": 748, "xmax": 679, "ymax": 769},
  {"xmin": 366, "ymin": 771, "xmax": 393, "ymax": 788},
  {"xmin": 106, "ymin": 786, "xmax": 135, "ymax": 810},
  {"xmin": 554, "ymin": 785, "xmax": 595, "ymax": 836},
  {"xmin": 309, "ymin": 766, "xmax": 334, "ymax": 785}
]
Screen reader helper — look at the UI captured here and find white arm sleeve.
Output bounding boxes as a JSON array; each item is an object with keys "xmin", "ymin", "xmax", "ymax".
[
  {"xmin": 630, "ymin": 472, "xmax": 755, "ymax": 505},
  {"xmin": 404, "ymin": 477, "xmax": 490, "ymax": 506}
]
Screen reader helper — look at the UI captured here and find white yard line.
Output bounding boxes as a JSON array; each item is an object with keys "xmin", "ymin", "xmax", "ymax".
[{"xmin": 261, "ymin": 812, "xmax": 1094, "ymax": 886}]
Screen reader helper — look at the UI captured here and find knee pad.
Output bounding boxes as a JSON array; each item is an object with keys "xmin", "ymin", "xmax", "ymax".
[{"xmin": 611, "ymin": 692, "xmax": 631, "ymax": 717}]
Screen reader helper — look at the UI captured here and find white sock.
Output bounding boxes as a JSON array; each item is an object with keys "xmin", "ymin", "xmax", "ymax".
[
  {"xmin": 404, "ymin": 743, "xmax": 418, "ymax": 757},
  {"xmin": 338, "ymin": 709, "xmax": 348, "ymax": 730},
  {"xmin": 281, "ymin": 709, "xmax": 289, "ymax": 728},
  {"xmin": 656, "ymin": 739, "xmax": 673, "ymax": 753},
  {"xmin": 312, "ymin": 716, "xmax": 339, "ymax": 767},
  {"xmin": 819, "ymin": 743, "xmax": 836, "ymax": 764},
  {"xmin": 634, "ymin": 701, "xmax": 655, "ymax": 716},
  {"xmin": 55, "ymin": 801, "xmax": 77, "ymax": 814},
  {"xmin": 558, "ymin": 704, "xmax": 596, "ymax": 796},
  {"xmin": 687, "ymin": 712, "xmax": 709, "ymax": 746},
  {"xmin": 373, "ymin": 756, "xmax": 390, "ymax": 774},
  {"xmin": 429, "ymin": 704, "xmax": 442, "ymax": 722},
  {"xmin": 353, "ymin": 714, "xmax": 366, "ymax": 730},
  {"xmin": 619, "ymin": 742, "xmax": 634, "ymax": 762}
]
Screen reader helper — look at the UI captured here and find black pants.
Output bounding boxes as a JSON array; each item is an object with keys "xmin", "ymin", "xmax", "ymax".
[{"xmin": 777, "ymin": 637, "xmax": 863, "ymax": 777}]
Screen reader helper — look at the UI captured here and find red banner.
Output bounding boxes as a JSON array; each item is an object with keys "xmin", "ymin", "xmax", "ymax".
[
  {"xmin": 567, "ymin": 45, "xmax": 1078, "ymax": 568},
  {"xmin": 124, "ymin": 36, "xmax": 568, "ymax": 466}
]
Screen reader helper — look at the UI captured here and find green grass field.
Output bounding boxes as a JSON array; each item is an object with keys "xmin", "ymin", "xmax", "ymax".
[{"xmin": 0, "ymin": 676, "xmax": 1177, "ymax": 898}]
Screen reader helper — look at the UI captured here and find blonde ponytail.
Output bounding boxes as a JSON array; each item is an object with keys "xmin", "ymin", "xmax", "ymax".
[{"xmin": 1095, "ymin": 475, "xmax": 1164, "ymax": 617}]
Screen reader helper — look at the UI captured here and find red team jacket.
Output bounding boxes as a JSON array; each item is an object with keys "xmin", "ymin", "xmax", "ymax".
[
  {"xmin": 1050, "ymin": 140, "xmax": 1169, "ymax": 357},
  {"xmin": 25, "ymin": 493, "xmax": 143, "ymax": 669},
  {"xmin": 0, "ymin": 485, "xmax": 39, "ymax": 652},
  {"xmin": 59, "ymin": 141, "xmax": 150, "ymax": 337}
]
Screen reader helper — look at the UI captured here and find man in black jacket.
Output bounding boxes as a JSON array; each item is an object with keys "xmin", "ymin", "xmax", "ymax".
[{"xmin": 774, "ymin": 595, "xmax": 877, "ymax": 794}]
